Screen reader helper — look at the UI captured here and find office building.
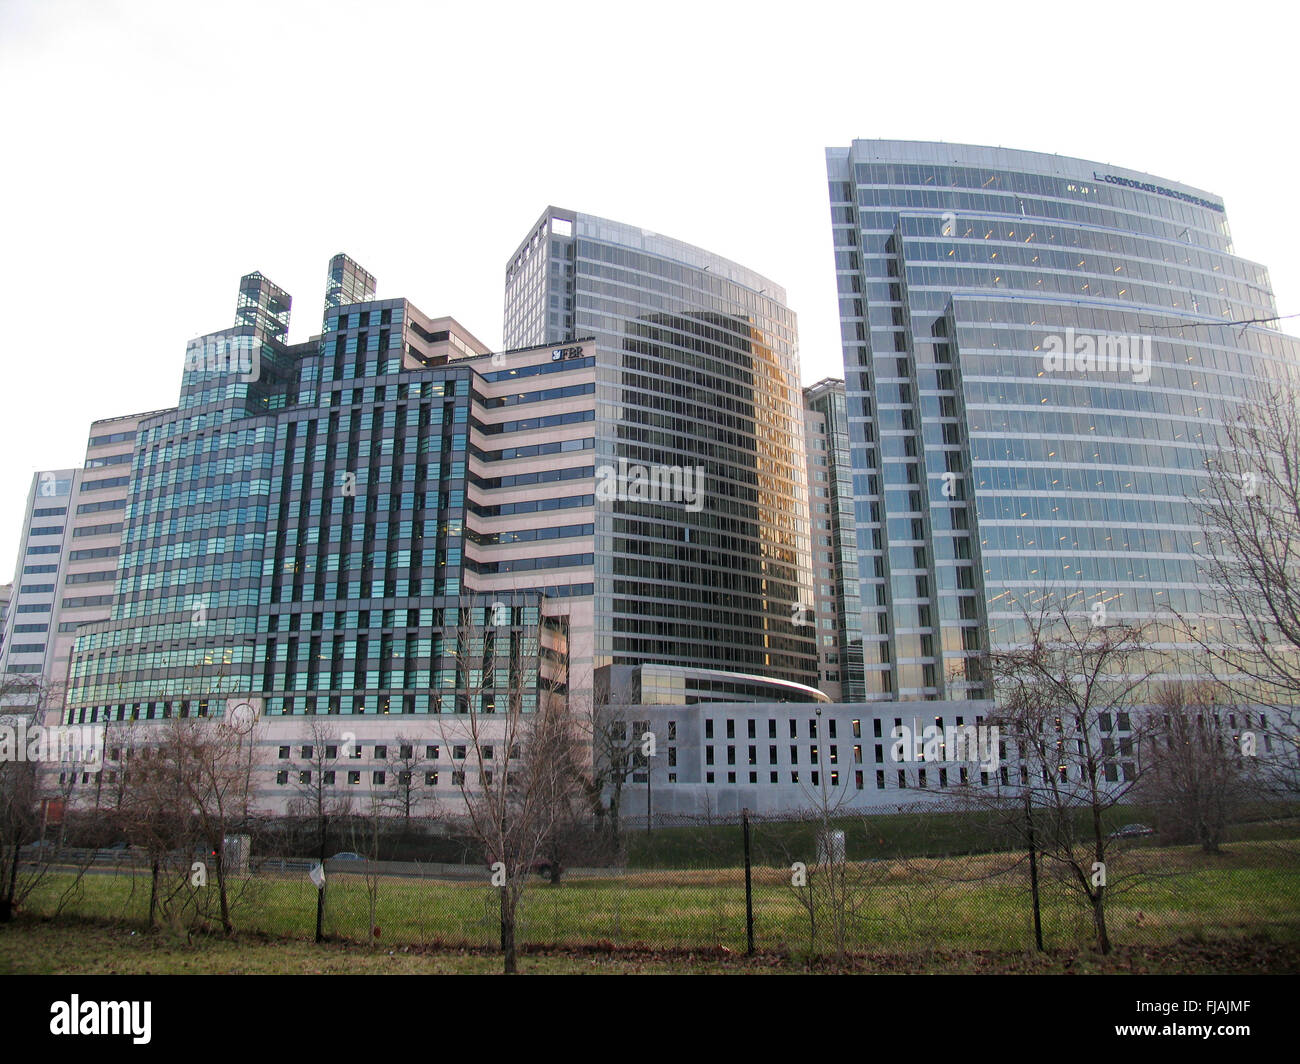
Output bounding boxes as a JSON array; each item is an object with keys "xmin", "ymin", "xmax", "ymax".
[
  {"xmin": 60, "ymin": 255, "xmax": 601, "ymax": 809},
  {"xmin": 0, "ymin": 469, "xmax": 75, "ymax": 714},
  {"xmin": 826, "ymin": 140, "xmax": 1300, "ymax": 702},
  {"xmin": 504, "ymin": 208, "xmax": 818, "ymax": 690},
  {"xmin": 803, "ymin": 378, "xmax": 863, "ymax": 701}
]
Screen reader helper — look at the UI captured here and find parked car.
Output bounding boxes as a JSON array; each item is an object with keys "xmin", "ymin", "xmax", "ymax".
[
  {"xmin": 329, "ymin": 851, "xmax": 365, "ymax": 861},
  {"xmin": 1109, "ymin": 823, "xmax": 1155, "ymax": 839}
]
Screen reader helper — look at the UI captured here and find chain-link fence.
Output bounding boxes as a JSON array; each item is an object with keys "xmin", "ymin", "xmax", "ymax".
[{"xmin": 14, "ymin": 808, "xmax": 1300, "ymax": 961}]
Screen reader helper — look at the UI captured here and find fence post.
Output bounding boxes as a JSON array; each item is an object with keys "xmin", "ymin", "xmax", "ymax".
[
  {"xmin": 315, "ymin": 831, "xmax": 326, "ymax": 944},
  {"xmin": 742, "ymin": 808, "xmax": 755, "ymax": 956},
  {"xmin": 1024, "ymin": 788, "xmax": 1043, "ymax": 952}
]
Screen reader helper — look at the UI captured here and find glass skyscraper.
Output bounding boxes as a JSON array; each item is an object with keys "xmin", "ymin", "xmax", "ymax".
[
  {"xmin": 827, "ymin": 140, "xmax": 1300, "ymax": 702},
  {"xmin": 504, "ymin": 208, "xmax": 818, "ymax": 689},
  {"xmin": 803, "ymin": 378, "xmax": 862, "ymax": 701},
  {"xmin": 64, "ymin": 255, "xmax": 598, "ymax": 735}
]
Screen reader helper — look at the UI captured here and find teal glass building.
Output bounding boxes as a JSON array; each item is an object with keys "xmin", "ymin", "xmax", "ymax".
[{"xmin": 64, "ymin": 257, "xmax": 593, "ymax": 724}]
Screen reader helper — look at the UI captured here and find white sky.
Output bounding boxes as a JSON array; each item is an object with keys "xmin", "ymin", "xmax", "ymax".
[{"xmin": 1, "ymin": 0, "xmax": 1297, "ymax": 573}]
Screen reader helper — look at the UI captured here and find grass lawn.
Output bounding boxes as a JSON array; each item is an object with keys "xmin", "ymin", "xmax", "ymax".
[
  {"xmin": 2, "ymin": 918, "xmax": 1298, "ymax": 974},
  {"xmin": 626, "ymin": 806, "xmax": 1300, "ymax": 868},
  {"xmin": 14, "ymin": 839, "xmax": 1300, "ymax": 960}
]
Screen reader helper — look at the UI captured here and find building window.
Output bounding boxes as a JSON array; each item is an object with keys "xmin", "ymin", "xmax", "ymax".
[
  {"xmin": 348, "ymin": 771, "xmax": 360, "ymax": 785},
  {"xmin": 278, "ymin": 746, "xmax": 289, "ymax": 760},
  {"xmin": 276, "ymin": 771, "xmax": 288, "ymax": 785},
  {"xmin": 426, "ymin": 771, "xmax": 439, "ymax": 785}
]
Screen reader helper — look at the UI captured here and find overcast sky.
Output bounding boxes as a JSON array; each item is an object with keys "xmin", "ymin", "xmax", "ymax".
[{"xmin": 1, "ymin": 0, "xmax": 1297, "ymax": 573}]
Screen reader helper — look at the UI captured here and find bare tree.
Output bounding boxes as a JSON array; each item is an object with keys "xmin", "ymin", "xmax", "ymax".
[
  {"xmin": 0, "ymin": 678, "xmax": 62, "ymax": 921},
  {"xmin": 981, "ymin": 598, "xmax": 1163, "ymax": 954},
  {"xmin": 383, "ymin": 734, "xmax": 429, "ymax": 822},
  {"xmin": 577, "ymin": 670, "xmax": 645, "ymax": 847},
  {"xmin": 165, "ymin": 713, "xmax": 260, "ymax": 934},
  {"xmin": 345, "ymin": 785, "xmax": 395, "ymax": 946},
  {"xmin": 1184, "ymin": 382, "xmax": 1300, "ymax": 794},
  {"xmin": 437, "ymin": 595, "xmax": 578, "ymax": 974},
  {"xmin": 117, "ymin": 722, "xmax": 195, "ymax": 929},
  {"xmin": 1134, "ymin": 682, "xmax": 1256, "ymax": 853},
  {"xmin": 0, "ymin": 757, "xmax": 42, "ymax": 923},
  {"xmin": 289, "ymin": 719, "xmax": 352, "ymax": 859}
]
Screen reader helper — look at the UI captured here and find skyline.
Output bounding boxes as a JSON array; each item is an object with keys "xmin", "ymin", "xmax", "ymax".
[{"xmin": 2, "ymin": 0, "xmax": 1299, "ymax": 573}]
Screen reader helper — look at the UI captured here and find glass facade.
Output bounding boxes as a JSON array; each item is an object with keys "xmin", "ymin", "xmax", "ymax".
[
  {"xmin": 64, "ymin": 264, "xmax": 592, "ymax": 726},
  {"xmin": 0, "ymin": 469, "xmax": 76, "ymax": 711},
  {"xmin": 324, "ymin": 252, "xmax": 377, "ymax": 313},
  {"xmin": 504, "ymin": 209, "xmax": 818, "ymax": 688},
  {"xmin": 827, "ymin": 140, "xmax": 1300, "ymax": 701},
  {"xmin": 804, "ymin": 379, "xmax": 863, "ymax": 700}
]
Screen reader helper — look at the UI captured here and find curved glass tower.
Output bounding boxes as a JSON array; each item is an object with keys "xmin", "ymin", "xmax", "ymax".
[
  {"xmin": 827, "ymin": 140, "xmax": 1300, "ymax": 701},
  {"xmin": 505, "ymin": 209, "xmax": 817, "ymax": 687}
]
